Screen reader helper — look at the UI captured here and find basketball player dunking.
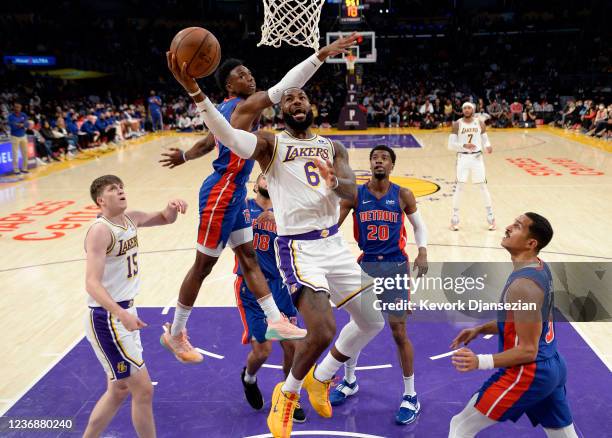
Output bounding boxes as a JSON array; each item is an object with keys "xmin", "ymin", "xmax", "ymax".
[
  {"xmin": 83, "ymin": 175, "xmax": 187, "ymax": 438},
  {"xmin": 329, "ymin": 144, "xmax": 429, "ymax": 425},
  {"xmin": 448, "ymin": 102, "xmax": 496, "ymax": 231},
  {"xmin": 168, "ymin": 55, "xmax": 385, "ymax": 438},
  {"xmin": 235, "ymin": 174, "xmax": 306, "ymax": 423},
  {"xmin": 448, "ymin": 213, "xmax": 578, "ymax": 438},
  {"xmin": 159, "ymin": 34, "xmax": 359, "ymax": 364}
]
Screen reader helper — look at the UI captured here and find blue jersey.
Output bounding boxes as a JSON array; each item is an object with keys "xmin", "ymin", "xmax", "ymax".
[
  {"xmin": 8, "ymin": 112, "xmax": 28, "ymax": 137},
  {"xmin": 211, "ymin": 97, "xmax": 256, "ymax": 187},
  {"xmin": 148, "ymin": 96, "xmax": 161, "ymax": 112},
  {"xmin": 236, "ymin": 198, "xmax": 280, "ymax": 279},
  {"xmin": 498, "ymin": 259, "xmax": 557, "ymax": 361},
  {"xmin": 353, "ymin": 182, "xmax": 408, "ymax": 262}
]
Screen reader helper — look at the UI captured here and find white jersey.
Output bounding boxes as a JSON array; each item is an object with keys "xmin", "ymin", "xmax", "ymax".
[
  {"xmin": 457, "ymin": 118, "xmax": 483, "ymax": 152},
  {"xmin": 86, "ymin": 215, "xmax": 140, "ymax": 307},
  {"xmin": 265, "ymin": 131, "xmax": 339, "ymax": 236}
]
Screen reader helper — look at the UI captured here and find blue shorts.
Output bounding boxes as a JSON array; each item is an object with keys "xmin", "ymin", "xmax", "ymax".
[
  {"xmin": 475, "ymin": 352, "xmax": 573, "ymax": 428},
  {"xmin": 234, "ymin": 276, "xmax": 297, "ymax": 344},
  {"xmin": 197, "ymin": 172, "xmax": 252, "ymax": 257},
  {"xmin": 360, "ymin": 258, "xmax": 410, "ymax": 317}
]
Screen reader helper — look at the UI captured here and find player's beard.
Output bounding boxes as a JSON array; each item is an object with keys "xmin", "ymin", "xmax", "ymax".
[
  {"xmin": 257, "ymin": 185, "xmax": 270, "ymax": 199},
  {"xmin": 283, "ymin": 110, "xmax": 314, "ymax": 131},
  {"xmin": 373, "ymin": 170, "xmax": 387, "ymax": 180}
]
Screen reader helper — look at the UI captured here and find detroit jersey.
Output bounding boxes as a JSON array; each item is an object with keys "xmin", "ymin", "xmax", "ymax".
[
  {"xmin": 265, "ymin": 131, "xmax": 338, "ymax": 236},
  {"xmin": 213, "ymin": 97, "xmax": 256, "ymax": 187},
  {"xmin": 498, "ymin": 259, "xmax": 557, "ymax": 361},
  {"xmin": 353, "ymin": 182, "xmax": 408, "ymax": 262},
  {"xmin": 457, "ymin": 118, "xmax": 482, "ymax": 152},
  {"xmin": 236, "ymin": 198, "xmax": 280, "ymax": 279},
  {"xmin": 86, "ymin": 215, "xmax": 140, "ymax": 307}
]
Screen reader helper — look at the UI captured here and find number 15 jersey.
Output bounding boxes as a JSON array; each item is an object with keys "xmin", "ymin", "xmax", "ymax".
[{"xmin": 265, "ymin": 131, "xmax": 339, "ymax": 236}]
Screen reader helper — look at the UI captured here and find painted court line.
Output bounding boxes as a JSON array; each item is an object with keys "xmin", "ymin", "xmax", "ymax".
[
  {"xmin": 244, "ymin": 431, "xmax": 385, "ymax": 438},
  {"xmin": 430, "ymin": 349, "xmax": 459, "ymax": 360},
  {"xmin": 262, "ymin": 364, "xmax": 391, "ymax": 371},
  {"xmin": 195, "ymin": 348, "xmax": 224, "ymax": 360}
]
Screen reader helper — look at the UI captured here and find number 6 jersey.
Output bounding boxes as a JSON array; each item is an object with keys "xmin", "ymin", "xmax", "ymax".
[
  {"xmin": 85, "ymin": 215, "xmax": 140, "ymax": 307},
  {"xmin": 264, "ymin": 131, "xmax": 339, "ymax": 236}
]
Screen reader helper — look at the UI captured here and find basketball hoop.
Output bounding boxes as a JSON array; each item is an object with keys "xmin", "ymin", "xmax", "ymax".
[
  {"xmin": 258, "ymin": 0, "xmax": 326, "ymax": 51},
  {"xmin": 345, "ymin": 54, "xmax": 356, "ymax": 73}
]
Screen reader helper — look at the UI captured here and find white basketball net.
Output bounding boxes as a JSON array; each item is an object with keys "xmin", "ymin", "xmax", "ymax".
[{"xmin": 258, "ymin": 0, "xmax": 326, "ymax": 51}]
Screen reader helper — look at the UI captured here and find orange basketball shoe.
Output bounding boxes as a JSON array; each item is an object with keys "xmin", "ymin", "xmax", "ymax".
[{"xmin": 159, "ymin": 323, "xmax": 203, "ymax": 363}]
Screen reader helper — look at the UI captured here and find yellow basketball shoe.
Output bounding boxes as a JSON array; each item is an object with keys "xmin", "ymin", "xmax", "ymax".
[
  {"xmin": 267, "ymin": 382, "xmax": 299, "ymax": 438},
  {"xmin": 303, "ymin": 366, "xmax": 333, "ymax": 418}
]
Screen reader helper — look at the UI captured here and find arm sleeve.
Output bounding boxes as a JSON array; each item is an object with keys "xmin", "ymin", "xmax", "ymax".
[
  {"xmin": 407, "ymin": 210, "xmax": 428, "ymax": 248},
  {"xmin": 196, "ymin": 98, "xmax": 257, "ymax": 159},
  {"xmin": 267, "ymin": 54, "xmax": 323, "ymax": 104},
  {"xmin": 482, "ymin": 133, "xmax": 491, "ymax": 148},
  {"xmin": 448, "ymin": 133, "xmax": 463, "ymax": 152}
]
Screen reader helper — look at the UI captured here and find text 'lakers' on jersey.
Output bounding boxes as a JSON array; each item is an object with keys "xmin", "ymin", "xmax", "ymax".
[
  {"xmin": 236, "ymin": 199, "xmax": 280, "ymax": 279},
  {"xmin": 499, "ymin": 259, "xmax": 557, "ymax": 361},
  {"xmin": 458, "ymin": 118, "xmax": 482, "ymax": 152},
  {"xmin": 265, "ymin": 131, "xmax": 339, "ymax": 236},
  {"xmin": 86, "ymin": 215, "xmax": 140, "ymax": 307},
  {"xmin": 354, "ymin": 183, "xmax": 408, "ymax": 262}
]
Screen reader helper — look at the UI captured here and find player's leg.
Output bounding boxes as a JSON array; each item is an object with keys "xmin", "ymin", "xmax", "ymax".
[
  {"xmin": 449, "ymin": 394, "xmax": 497, "ymax": 437},
  {"xmin": 126, "ymin": 366, "xmax": 156, "ymax": 438},
  {"xmin": 330, "ymin": 352, "xmax": 360, "ymax": 406},
  {"xmin": 472, "ymin": 156, "xmax": 495, "ymax": 230},
  {"xmin": 451, "ymin": 155, "xmax": 468, "ymax": 230},
  {"xmin": 543, "ymin": 426, "xmax": 579, "ymax": 438},
  {"xmin": 83, "ymin": 379, "xmax": 130, "ymax": 437}
]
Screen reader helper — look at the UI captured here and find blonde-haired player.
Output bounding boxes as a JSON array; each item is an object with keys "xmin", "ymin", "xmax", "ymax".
[
  {"xmin": 83, "ymin": 174, "xmax": 187, "ymax": 438},
  {"xmin": 448, "ymin": 102, "xmax": 496, "ymax": 231}
]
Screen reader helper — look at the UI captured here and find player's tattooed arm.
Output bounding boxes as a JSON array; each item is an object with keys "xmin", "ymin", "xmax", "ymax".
[
  {"xmin": 315, "ymin": 141, "xmax": 357, "ymax": 200},
  {"xmin": 159, "ymin": 133, "xmax": 215, "ymax": 168},
  {"xmin": 126, "ymin": 199, "xmax": 188, "ymax": 227}
]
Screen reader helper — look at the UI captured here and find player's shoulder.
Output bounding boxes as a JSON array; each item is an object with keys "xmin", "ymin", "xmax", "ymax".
[{"xmin": 85, "ymin": 220, "xmax": 114, "ymax": 249}]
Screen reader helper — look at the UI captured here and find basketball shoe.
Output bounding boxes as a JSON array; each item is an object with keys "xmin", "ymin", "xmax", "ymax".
[
  {"xmin": 159, "ymin": 323, "xmax": 203, "ymax": 363},
  {"xmin": 265, "ymin": 314, "xmax": 307, "ymax": 341},
  {"xmin": 267, "ymin": 382, "xmax": 299, "ymax": 438},
  {"xmin": 329, "ymin": 378, "xmax": 359, "ymax": 406},
  {"xmin": 303, "ymin": 366, "xmax": 333, "ymax": 417}
]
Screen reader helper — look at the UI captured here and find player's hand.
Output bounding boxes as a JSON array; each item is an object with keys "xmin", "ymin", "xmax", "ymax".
[
  {"xmin": 450, "ymin": 327, "xmax": 480, "ymax": 349},
  {"xmin": 452, "ymin": 348, "xmax": 479, "ymax": 372},
  {"xmin": 168, "ymin": 199, "xmax": 188, "ymax": 214},
  {"xmin": 160, "ymin": 147, "xmax": 186, "ymax": 168},
  {"xmin": 317, "ymin": 32, "xmax": 360, "ymax": 59},
  {"xmin": 463, "ymin": 143, "xmax": 477, "ymax": 151},
  {"xmin": 118, "ymin": 310, "xmax": 148, "ymax": 332},
  {"xmin": 485, "ymin": 146, "xmax": 493, "ymax": 154},
  {"xmin": 413, "ymin": 252, "xmax": 428, "ymax": 277},
  {"xmin": 314, "ymin": 158, "xmax": 338, "ymax": 189},
  {"xmin": 256, "ymin": 210, "xmax": 276, "ymax": 227},
  {"xmin": 166, "ymin": 51, "xmax": 200, "ymax": 95}
]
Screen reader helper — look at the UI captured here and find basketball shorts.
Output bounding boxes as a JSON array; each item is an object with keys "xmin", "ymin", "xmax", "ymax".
[
  {"xmin": 275, "ymin": 225, "xmax": 373, "ymax": 309},
  {"xmin": 234, "ymin": 275, "xmax": 298, "ymax": 344},
  {"xmin": 360, "ymin": 256, "xmax": 410, "ymax": 318},
  {"xmin": 85, "ymin": 301, "xmax": 144, "ymax": 381},
  {"xmin": 456, "ymin": 152, "xmax": 486, "ymax": 183},
  {"xmin": 197, "ymin": 172, "xmax": 253, "ymax": 257},
  {"xmin": 474, "ymin": 352, "xmax": 573, "ymax": 428}
]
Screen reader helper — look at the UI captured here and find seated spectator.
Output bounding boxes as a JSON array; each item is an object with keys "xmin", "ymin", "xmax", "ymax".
[
  {"xmin": 487, "ymin": 100, "xmax": 503, "ymax": 125},
  {"xmin": 262, "ymin": 106, "xmax": 275, "ymax": 129},
  {"xmin": 176, "ymin": 113, "xmax": 193, "ymax": 132},
  {"xmin": 27, "ymin": 121, "xmax": 58, "ymax": 163},
  {"xmin": 587, "ymin": 104, "xmax": 609, "ymax": 136},
  {"xmin": 443, "ymin": 99, "xmax": 454, "ymax": 124},
  {"xmin": 510, "ymin": 99, "xmax": 523, "ymax": 126},
  {"xmin": 192, "ymin": 112, "xmax": 205, "ymax": 131},
  {"xmin": 79, "ymin": 115, "xmax": 100, "ymax": 149},
  {"xmin": 387, "ymin": 103, "xmax": 400, "ymax": 127}
]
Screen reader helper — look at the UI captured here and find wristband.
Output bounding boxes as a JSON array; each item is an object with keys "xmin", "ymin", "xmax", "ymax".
[
  {"xmin": 181, "ymin": 150, "xmax": 188, "ymax": 162},
  {"xmin": 188, "ymin": 89, "xmax": 202, "ymax": 97},
  {"xmin": 331, "ymin": 176, "xmax": 339, "ymax": 190},
  {"xmin": 477, "ymin": 354, "xmax": 494, "ymax": 370}
]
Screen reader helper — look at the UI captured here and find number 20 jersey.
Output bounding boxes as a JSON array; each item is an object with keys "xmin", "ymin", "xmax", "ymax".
[{"xmin": 265, "ymin": 131, "xmax": 339, "ymax": 236}]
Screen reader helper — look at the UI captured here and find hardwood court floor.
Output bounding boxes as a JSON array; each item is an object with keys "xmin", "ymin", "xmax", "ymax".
[{"xmin": 0, "ymin": 127, "xmax": 610, "ymax": 415}]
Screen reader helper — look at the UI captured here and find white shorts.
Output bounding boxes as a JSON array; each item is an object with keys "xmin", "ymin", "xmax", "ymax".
[
  {"xmin": 457, "ymin": 153, "xmax": 486, "ymax": 183},
  {"xmin": 85, "ymin": 305, "xmax": 144, "ymax": 380},
  {"xmin": 275, "ymin": 231, "xmax": 370, "ymax": 309}
]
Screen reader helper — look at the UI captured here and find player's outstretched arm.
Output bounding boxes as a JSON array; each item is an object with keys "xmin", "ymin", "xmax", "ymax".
[
  {"xmin": 400, "ymin": 187, "xmax": 428, "ymax": 276},
  {"xmin": 315, "ymin": 141, "xmax": 356, "ymax": 200},
  {"xmin": 85, "ymin": 224, "xmax": 147, "ymax": 331},
  {"xmin": 159, "ymin": 133, "xmax": 215, "ymax": 168},
  {"xmin": 167, "ymin": 52, "xmax": 275, "ymax": 166},
  {"xmin": 127, "ymin": 199, "xmax": 188, "ymax": 228}
]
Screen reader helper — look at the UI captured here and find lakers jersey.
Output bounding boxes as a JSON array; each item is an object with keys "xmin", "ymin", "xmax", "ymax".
[
  {"xmin": 264, "ymin": 131, "xmax": 338, "ymax": 236},
  {"xmin": 85, "ymin": 215, "xmax": 140, "ymax": 307},
  {"xmin": 457, "ymin": 118, "xmax": 482, "ymax": 152}
]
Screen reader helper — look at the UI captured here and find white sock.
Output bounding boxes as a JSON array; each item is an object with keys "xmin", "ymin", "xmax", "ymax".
[
  {"xmin": 171, "ymin": 303, "xmax": 192, "ymax": 336},
  {"xmin": 257, "ymin": 294, "xmax": 282, "ymax": 323},
  {"xmin": 452, "ymin": 183, "xmax": 464, "ymax": 211},
  {"xmin": 282, "ymin": 371, "xmax": 303, "ymax": 394},
  {"xmin": 344, "ymin": 353, "xmax": 359, "ymax": 384},
  {"xmin": 403, "ymin": 374, "xmax": 416, "ymax": 396},
  {"xmin": 314, "ymin": 353, "xmax": 343, "ymax": 382},
  {"xmin": 244, "ymin": 369, "xmax": 256, "ymax": 384}
]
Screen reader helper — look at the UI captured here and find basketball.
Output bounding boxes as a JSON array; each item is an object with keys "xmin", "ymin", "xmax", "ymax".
[{"xmin": 170, "ymin": 27, "xmax": 221, "ymax": 78}]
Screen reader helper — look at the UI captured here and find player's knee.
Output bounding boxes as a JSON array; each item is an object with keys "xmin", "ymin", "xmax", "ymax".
[
  {"xmin": 253, "ymin": 341, "xmax": 272, "ymax": 359},
  {"xmin": 235, "ymin": 244, "xmax": 258, "ymax": 269},
  {"xmin": 390, "ymin": 322, "xmax": 407, "ymax": 344},
  {"xmin": 193, "ymin": 255, "xmax": 215, "ymax": 279},
  {"xmin": 110, "ymin": 381, "xmax": 130, "ymax": 401},
  {"xmin": 314, "ymin": 318, "xmax": 336, "ymax": 348},
  {"xmin": 133, "ymin": 382, "xmax": 154, "ymax": 404}
]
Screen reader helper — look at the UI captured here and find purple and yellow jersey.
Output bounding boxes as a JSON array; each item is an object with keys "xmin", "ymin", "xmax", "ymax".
[
  {"xmin": 236, "ymin": 199, "xmax": 280, "ymax": 279},
  {"xmin": 212, "ymin": 97, "xmax": 256, "ymax": 188},
  {"xmin": 353, "ymin": 182, "xmax": 408, "ymax": 263},
  {"xmin": 498, "ymin": 258, "xmax": 557, "ymax": 361}
]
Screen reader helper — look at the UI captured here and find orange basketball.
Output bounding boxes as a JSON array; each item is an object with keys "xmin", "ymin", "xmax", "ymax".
[{"xmin": 170, "ymin": 27, "xmax": 221, "ymax": 78}]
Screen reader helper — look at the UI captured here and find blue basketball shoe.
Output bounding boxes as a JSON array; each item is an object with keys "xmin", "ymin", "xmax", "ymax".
[
  {"xmin": 396, "ymin": 394, "xmax": 420, "ymax": 425},
  {"xmin": 329, "ymin": 379, "xmax": 359, "ymax": 406}
]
